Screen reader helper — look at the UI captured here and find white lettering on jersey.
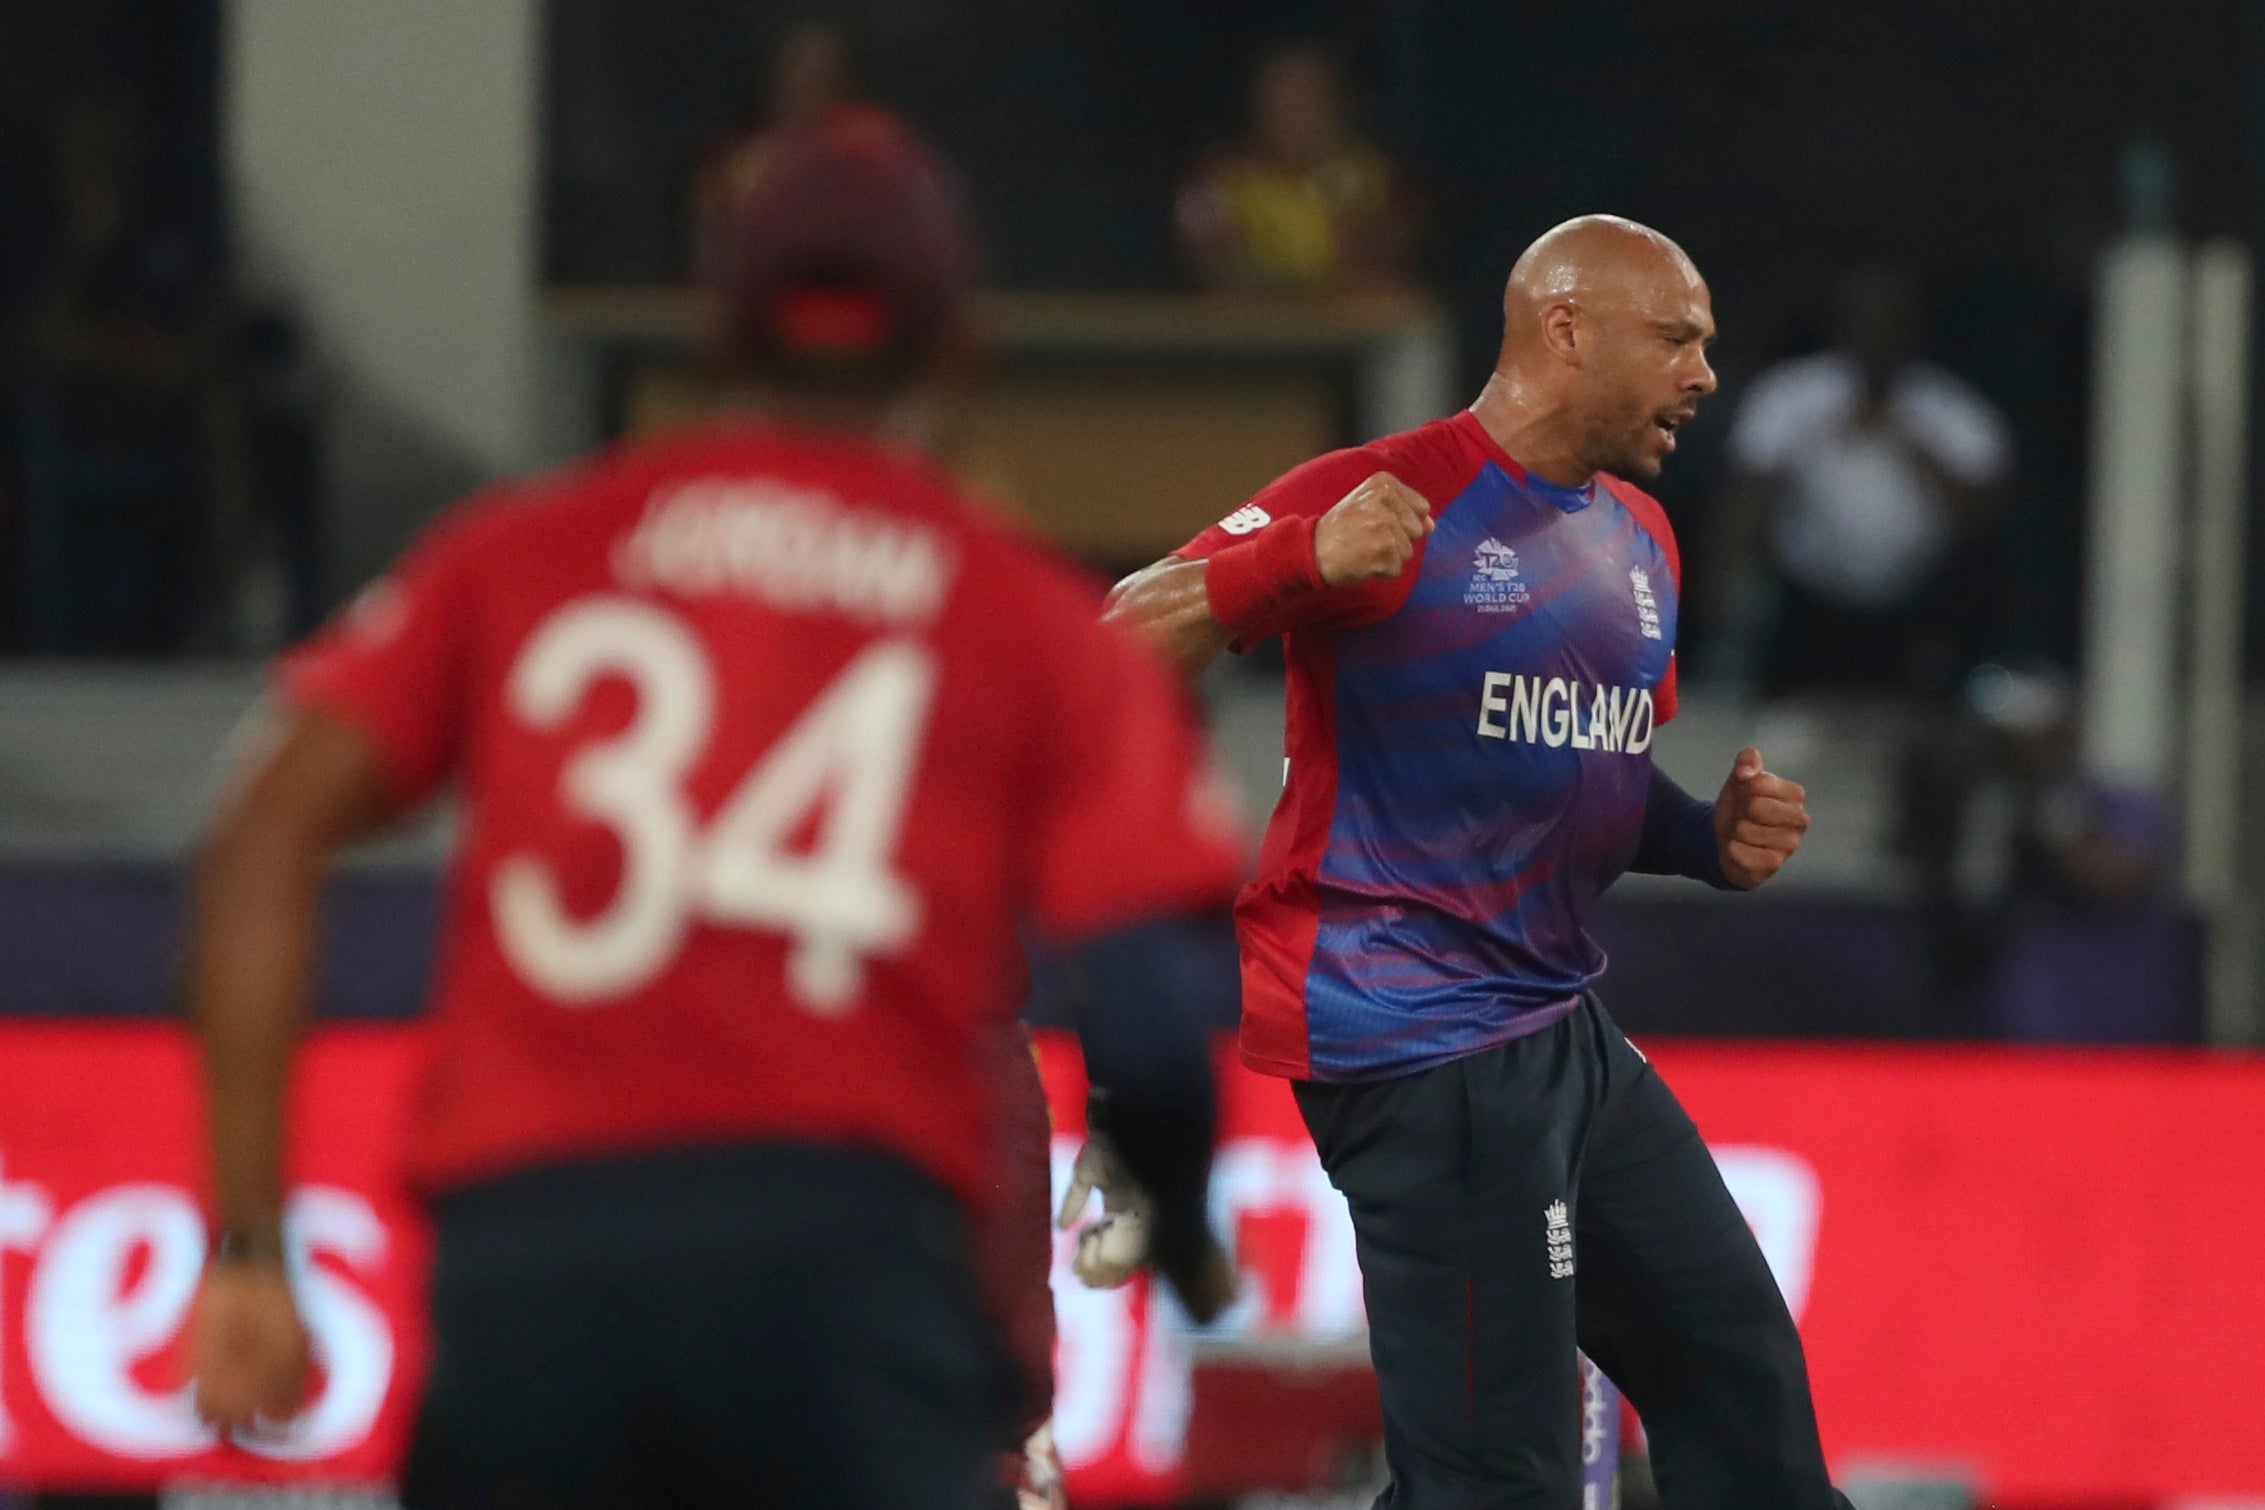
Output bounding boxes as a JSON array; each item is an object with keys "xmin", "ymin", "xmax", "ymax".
[
  {"xmin": 1215, "ymin": 504, "xmax": 1272, "ymax": 536},
  {"xmin": 613, "ymin": 479, "xmax": 954, "ymax": 627},
  {"xmin": 494, "ymin": 598, "xmax": 933, "ymax": 1010},
  {"xmin": 1464, "ymin": 537, "xmax": 1531, "ymax": 613},
  {"xmin": 1541, "ymin": 677, "xmax": 1572, "ymax": 747},
  {"xmin": 1475, "ymin": 673, "xmax": 1654, "ymax": 754}
]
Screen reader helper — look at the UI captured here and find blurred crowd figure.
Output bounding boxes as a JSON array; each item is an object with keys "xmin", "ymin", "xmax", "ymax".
[
  {"xmin": 1175, "ymin": 42, "xmax": 1417, "ymax": 294},
  {"xmin": 4, "ymin": 89, "xmax": 227, "ymax": 654},
  {"xmin": 1, "ymin": 88, "xmax": 322, "ymax": 657},
  {"xmin": 1715, "ymin": 267, "xmax": 2013, "ymax": 699},
  {"xmin": 1897, "ymin": 664, "xmax": 2193, "ymax": 1042}
]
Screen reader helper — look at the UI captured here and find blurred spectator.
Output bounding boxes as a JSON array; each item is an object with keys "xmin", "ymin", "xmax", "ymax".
[
  {"xmin": 1897, "ymin": 665, "xmax": 2195, "ymax": 1042},
  {"xmin": 1969, "ymin": 667, "xmax": 2192, "ymax": 1042},
  {"xmin": 690, "ymin": 16, "xmax": 912, "ymax": 283},
  {"xmin": 217, "ymin": 300, "xmax": 325, "ymax": 646},
  {"xmin": 1717, "ymin": 268, "xmax": 2012, "ymax": 697},
  {"xmin": 1175, "ymin": 41, "xmax": 1416, "ymax": 294},
  {"xmin": 7, "ymin": 89, "xmax": 238, "ymax": 655}
]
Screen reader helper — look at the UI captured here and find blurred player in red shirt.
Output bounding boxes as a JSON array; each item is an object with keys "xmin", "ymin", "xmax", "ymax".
[{"xmin": 184, "ymin": 123, "xmax": 1241, "ymax": 1509}]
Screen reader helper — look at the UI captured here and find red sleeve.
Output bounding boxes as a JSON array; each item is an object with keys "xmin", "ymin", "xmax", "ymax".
[
  {"xmin": 1601, "ymin": 475, "xmax": 1683, "ymax": 724},
  {"xmin": 272, "ymin": 508, "xmax": 493, "ymax": 808},
  {"xmin": 1654, "ymin": 651, "xmax": 1681, "ymax": 725},
  {"xmin": 1173, "ymin": 445, "xmax": 1425, "ymax": 647},
  {"xmin": 1023, "ymin": 583, "xmax": 1247, "ymax": 940}
]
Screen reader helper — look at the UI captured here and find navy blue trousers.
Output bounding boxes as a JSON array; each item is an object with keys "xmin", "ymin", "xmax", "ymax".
[
  {"xmin": 1294, "ymin": 996, "xmax": 1853, "ymax": 1509},
  {"xmin": 403, "ymin": 1144, "xmax": 1013, "ymax": 1510}
]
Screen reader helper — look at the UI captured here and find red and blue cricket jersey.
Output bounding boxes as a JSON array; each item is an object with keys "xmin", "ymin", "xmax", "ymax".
[
  {"xmin": 279, "ymin": 420, "xmax": 1245, "ymax": 1202},
  {"xmin": 1177, "ymin": 411, "xmax": 1682, "ymax": 1082}
]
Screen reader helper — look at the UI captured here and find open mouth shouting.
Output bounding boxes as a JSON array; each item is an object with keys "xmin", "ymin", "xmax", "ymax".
[{"xmin": 1652, "ymin": 406, "xmax": 1696, "ymax": 452}]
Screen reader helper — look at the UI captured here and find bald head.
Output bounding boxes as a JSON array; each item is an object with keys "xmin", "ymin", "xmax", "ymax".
[
  {"xmin": 1502, "ymin": 215, "xmax": 1704, "ymax": 356},
  {"xmin": 1478, "ymin": 214, "xmax": 1717, "ymax": 482}
]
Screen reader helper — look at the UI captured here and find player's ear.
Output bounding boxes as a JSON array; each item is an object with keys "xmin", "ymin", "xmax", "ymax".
[{"xmin": 1540, "ymin": 299, "xmax": 1584, "ymax": 365}]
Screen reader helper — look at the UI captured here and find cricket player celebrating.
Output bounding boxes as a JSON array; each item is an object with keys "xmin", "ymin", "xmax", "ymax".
[{"xmin": 1102, "ymin": 215, "xmax": 1854, "ymax": 1509}]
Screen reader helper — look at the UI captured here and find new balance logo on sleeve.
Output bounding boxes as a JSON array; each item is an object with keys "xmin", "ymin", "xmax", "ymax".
[
  {"xmin": 1475, "ymin": 673, "xmax": 1656, "ymax": 754},
  {"xmin": 1216, "ymin": 504, "xmax": 1272, "ymax": 536},
  {"xmin": 1545, "ymin": 1200, "xmax": 1575, "ymax": 1279}
]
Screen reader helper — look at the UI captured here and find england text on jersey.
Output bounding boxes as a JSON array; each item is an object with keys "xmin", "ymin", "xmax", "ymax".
[
  {"xmin": 1476, "ymin": 674, "xmax": 1656, "ymax": 754},
  {"xmin": 1172, "ymin": 410, "xmax": 1685, "ymax": 1081}
]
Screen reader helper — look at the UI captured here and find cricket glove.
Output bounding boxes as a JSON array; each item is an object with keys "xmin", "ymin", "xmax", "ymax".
[{"xmin": 1054, "ymin": 1091, "xmax": 1152, "ymax": 1289}]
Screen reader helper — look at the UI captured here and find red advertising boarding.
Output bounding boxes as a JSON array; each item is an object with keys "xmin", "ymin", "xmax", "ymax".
[
  {"xmin": 1, "ymin": 1022, "xmax": 2262, "ymax": 1505},
  {"xmin": 1658, "ymin": 1042, "xmax": 2265, "ymax": 1505},
  {"xmin": 0, "ymin": 1024, "xmax": 430, "ymax": 1490}
]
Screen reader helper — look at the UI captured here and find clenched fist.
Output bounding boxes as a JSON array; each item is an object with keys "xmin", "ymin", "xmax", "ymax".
[
  {"xmin": 1314, "ymin": 473, "xmax": 1433, "ymax": 587},
  {"xmin": 1713, "ymin": 746, "xmax": 1810, "ymax": 889},
  {"xmin": 191, "ymin": 1260, "xmax": 311, "ymax": 1434}
]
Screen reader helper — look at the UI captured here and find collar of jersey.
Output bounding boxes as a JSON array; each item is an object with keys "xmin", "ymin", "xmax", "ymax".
[
  {"xmin": 1521, "ymin": 471, "xmax": 1595, "ymax": 514},
  {"xmin": 1456, "ymin": 409, "xmax": 1596, "ymax": 514}
]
